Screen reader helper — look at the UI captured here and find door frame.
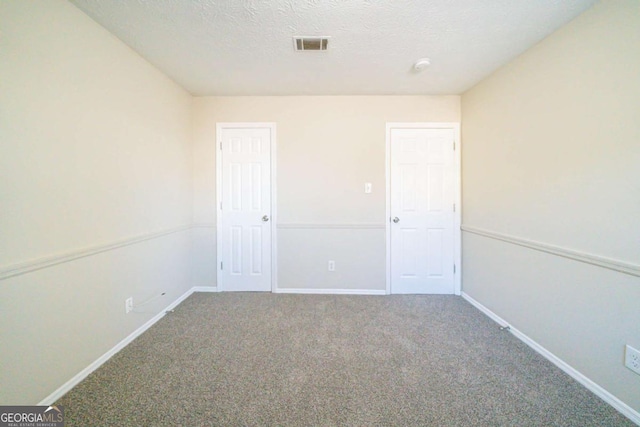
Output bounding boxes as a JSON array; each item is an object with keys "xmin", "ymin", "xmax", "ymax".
[
  {"xmin": 385, "ymin": 122, "xmax": 461, "ymax": 295},
  {"xmin": 216, "ymin": 122, "xmax": 278, "ymax": 292}
]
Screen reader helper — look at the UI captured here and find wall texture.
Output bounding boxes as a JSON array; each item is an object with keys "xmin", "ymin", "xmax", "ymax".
[
  {"xmin": 461, "ymin": 0, "xmax": 640, "ymax": 414},
  {"xmin": 192, "ymin": 96, "xmax": 460, "ymax": 291},
  {"xmin": 0, "ymin": 1, "xmax": 193, "ymax": 404},
  {"xmin": 8, "ymin": 0, "xmax": 636, "ymax": 414}
]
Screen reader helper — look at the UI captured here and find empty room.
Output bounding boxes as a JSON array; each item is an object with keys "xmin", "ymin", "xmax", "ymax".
[{"xmin": 1, "ymin": 0, "xmax": 638, "ymax": 425}]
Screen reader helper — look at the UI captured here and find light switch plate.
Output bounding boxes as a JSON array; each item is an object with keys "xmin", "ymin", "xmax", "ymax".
[{"xmin": 364, "ymin": 183, "xmax": 372, "ymax": 193}]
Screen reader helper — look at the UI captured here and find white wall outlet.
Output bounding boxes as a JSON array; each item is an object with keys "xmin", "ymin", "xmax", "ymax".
[
  {"xmin": 328, "ymin": 260, "xmax": 335, "ymax": 271},
  {"xmin": 625, "ymin": 345, "xmax": 640, "ymax": 375},
  {"xmin": 125, "ymin": 297, "xmax": 133, "ymax": 314},
  {"xmin": 364, "ymin": 182, "xmax": 372, "ymax": 193}
]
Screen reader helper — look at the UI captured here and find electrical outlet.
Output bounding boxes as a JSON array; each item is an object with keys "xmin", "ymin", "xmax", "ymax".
[
  {"xmin": 328, "ymin": 260, "xmax": 335, "ymax": 272},
  {"xmin": 625, "ymin": 345, "xmax": 640, "ymax": 375},
  {"xmin": 125, "ymin": 297, "xmax": 133, "ymax": 314}
]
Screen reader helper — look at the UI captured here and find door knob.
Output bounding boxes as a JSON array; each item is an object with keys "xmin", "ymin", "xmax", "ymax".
[
  {"xmin": 262, "ymin": 215, "xmax": 270, "ymax": 222},
  {"xmin": 392, "ymin": 217, "xmax": 400, "ymax": 223}
]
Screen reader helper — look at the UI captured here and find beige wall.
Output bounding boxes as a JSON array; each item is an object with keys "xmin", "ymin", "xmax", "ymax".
[
  {"xmin": 461, "ymin": 0, "xmax": 640, "ymax": 414},
  {"xmin": 192, "ymin": 96, "xmax": 460, "ymax": 290},
  {"xmin": 0, "ymin": 1, "xmax": 193, "ymax": 404},
  {"xmin": 8, "ymin": 0, "xmax": 636, "ymax": 413}
]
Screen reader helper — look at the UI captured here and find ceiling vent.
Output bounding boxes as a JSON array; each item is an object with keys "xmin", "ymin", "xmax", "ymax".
[{"xmin": 293, "ymin": 37, "xmax": 329, "ymax": 51}]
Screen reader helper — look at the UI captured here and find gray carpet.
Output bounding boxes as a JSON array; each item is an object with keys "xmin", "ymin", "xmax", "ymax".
[{"xmin": 57, "ymin": 293, "xmax": 633, "ymax": 426}]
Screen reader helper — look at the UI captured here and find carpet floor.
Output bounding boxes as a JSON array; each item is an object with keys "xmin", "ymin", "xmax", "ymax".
[{"xmin": 56, "ymin": 293, "xmax": 633, "ymax": 426}]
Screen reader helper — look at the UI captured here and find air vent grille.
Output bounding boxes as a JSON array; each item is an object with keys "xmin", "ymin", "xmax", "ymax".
[{"xmin": 293, "ymin": 37, "xmax": 329, "ymax": 51}]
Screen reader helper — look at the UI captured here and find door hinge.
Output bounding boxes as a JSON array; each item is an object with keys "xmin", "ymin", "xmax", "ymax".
[
  {"xmin": 454, "ymin": 264, "xmax": 456, "ymax": 274},
  {"xmin": 220, "ymin": 201, "xmax": 222, "ymax": 210},
  {"xmin": 453, "ymin": 141, "xmax": 456, "ymax": 150},
  {"xmin": 219, "ymin": 141, "xmax": 222, "ymax": 150},
  {"xmin": 453, "ymin": 203, "xmax": 456, "ymax": 212},
  {"xmin": 220, "ymin": 262, "xmax": 223, "ymax": 270}
]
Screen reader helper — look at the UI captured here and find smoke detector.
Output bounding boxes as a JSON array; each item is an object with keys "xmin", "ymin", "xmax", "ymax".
[
  {"xmin": 413, "ymin": 58, "xmax": 431, "ymax": 71},
  {"xmin": 293, "ymin": 37, "xmax": 329, "ymax": 51}
]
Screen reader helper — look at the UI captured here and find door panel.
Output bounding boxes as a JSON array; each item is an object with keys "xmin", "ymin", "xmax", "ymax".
[
  {"xmin": 402, "ymin": 228, "xmax": 423, "ymax": 279},
  {"xmin": 390, "ymin": 128, "xmax": 455, "ymax": 294},
  {"xmin": 220, "ymin": 127, "xmax": 271, "ymax": 291}
]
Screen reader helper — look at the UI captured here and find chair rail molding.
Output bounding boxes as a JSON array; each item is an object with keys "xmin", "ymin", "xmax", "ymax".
[
  {"xmin": 461, "ymin": 225, "xmax": 640, "ymax": 278},
  {"xmin": 1, "ymin": 225, "xmax": 193, "ymax": 281},
  {"xmin": 277, "ymin": 223, "xmax": 385, "ymax": 230}
]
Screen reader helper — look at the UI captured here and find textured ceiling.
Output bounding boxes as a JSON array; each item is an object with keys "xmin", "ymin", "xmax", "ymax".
[{"xmin": 69, "ymin": 0, "xmax": 597, "ymax": 96}]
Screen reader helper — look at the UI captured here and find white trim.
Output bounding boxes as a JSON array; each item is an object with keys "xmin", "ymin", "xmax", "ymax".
[
  {"xmin": 452, "ymin": 124, "xmax": 462, "ymax": 295},
  {"xmin": 216, "ymin": 124, "xmax": 223, "ymax": 291},
  {"xmin": 274, "ymin": 288, "xmax": 386, "ymax": 295},
  {"xmin": 385, "ymin": 122, "xmax": 462, "ymax": 296},
  {"xmin": 216, "ymin": 123, "xmax": 278, "ymax": 293},
  {"xmin": 277, "ymin": 223, "xmax": 385, "ymax": 230},
  {"xmin": 462, "ymin": 225, "xmax": 640, "ymax": 278},
  {"xmin": 385, "ymin": 124, "xmax": 392, "ymax": 295},
  {"xmin": 0, "ymin": 225, "xmax": 191, "ymax": 281},
  {"xmin": 461, "ymin": 292, "xmax": 640, "ymax": 426},
  {"xmin": 192, "ymin": 286, "xmax": 218, "ymax": 292},
  {"xmin": 38, "ymin": 286, "xmax": 197, "ymax": 406},
  {"xmin": 270, "ymin": 124, "xmax": 278, "ymax": 294}
]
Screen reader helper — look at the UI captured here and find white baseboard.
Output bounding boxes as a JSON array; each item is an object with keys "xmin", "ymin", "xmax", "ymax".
[
  {"xmin": 192, "ymin": 286, "xmax": 218, "ymax": 292},
  {"xmin": 38, "ymin": 287, "xmax": 197, "ymax": 406},
  {"xmin": 274, "ymin": 288, "xmax": 386, "ymax": 295},
  {"xmin": 461, "ymin": 292, "xmax": 640, "ymax": 426}
]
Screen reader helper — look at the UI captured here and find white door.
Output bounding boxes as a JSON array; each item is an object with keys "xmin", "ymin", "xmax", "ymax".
[
  {"xmin": 390, "ymin": 127, "xmax": 455, "ymax": 294},
  {"xmin": 219, "ymin": 126, "xmax": 272, "ymax": 292}
]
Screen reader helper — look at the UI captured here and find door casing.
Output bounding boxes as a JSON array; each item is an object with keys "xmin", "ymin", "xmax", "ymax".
[
  {"xmin": 216, "ymin": 122, "xmax": 278, "ymax": 292},
  {"xmin": 385, "ymin": 122, "xmax": 461, "ymax": 295}
]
